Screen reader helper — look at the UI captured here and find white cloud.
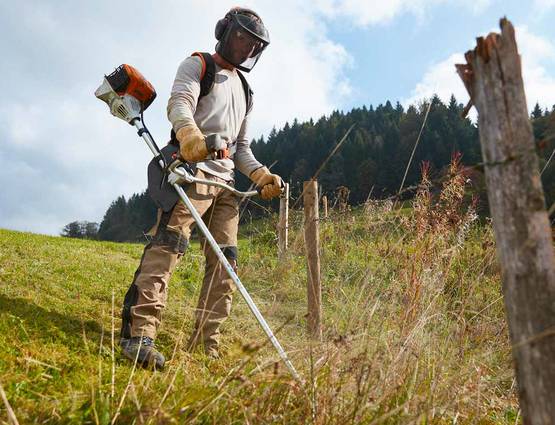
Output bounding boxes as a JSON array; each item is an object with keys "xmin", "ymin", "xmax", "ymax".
[
  {"xmin": 402, "ymin": 53, "xmax": 469, "ymax": 108},
  {"xmin": 312, "ymin": 0, "xmax": 492, "ymax": 27},
  {"xmin": 534, "ymin": 0, "xmax": 555, "ymax": 10},
  {"xmin": 517, "ymin": 26, "xmax": 555, "ymax": 64},
  {"xmin": 0, "ymin": 0, "xmax": 353, "ymax": 235},
  {"xmin": 468, "ymin": 0, "xmax": 493, "ymax": 13},
  {"xmin": 246, "ymin": 0, "xmax": 353, "ymax": 134},
  {"xmin": 403, "ymin": 26, "xmax": 555, "ymax": 117},
  {"xmin": 517, "ymin": 26, "xmax": 555, "ymax": 110}
]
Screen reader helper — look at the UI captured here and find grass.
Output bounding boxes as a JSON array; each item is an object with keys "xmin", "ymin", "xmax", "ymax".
[{"xmin": 0, "ymin": 163, "xmax": 521, "ymax": 423}]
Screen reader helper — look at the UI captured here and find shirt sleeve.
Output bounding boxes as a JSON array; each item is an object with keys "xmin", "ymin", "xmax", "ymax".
[
  {"xmin": 167, "ymin": 56, "xmax": 202, "ymax": 133},
  {"xmin": 233, "ymin": 100, "xmax": 263, "ymax": 177}
]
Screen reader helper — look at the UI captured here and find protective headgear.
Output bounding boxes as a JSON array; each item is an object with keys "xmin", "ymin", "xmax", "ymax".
[{"xmin": 215, "ymin": 7, "xmax": 270, "ymax": 73}]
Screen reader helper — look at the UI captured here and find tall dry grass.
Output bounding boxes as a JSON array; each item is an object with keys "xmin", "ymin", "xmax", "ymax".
[
  {"xmin": 0, "ymin": 155, "xmax": 517, "ymax": 423},
  {"xmin": 185, "ymin": 154, "xmax": 515, "ymax": 424}
]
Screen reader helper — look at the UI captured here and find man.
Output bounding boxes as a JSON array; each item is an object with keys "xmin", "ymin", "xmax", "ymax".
[{"xmin": 119, "ymin": 7, "xmax": 283, "ymax": 369}]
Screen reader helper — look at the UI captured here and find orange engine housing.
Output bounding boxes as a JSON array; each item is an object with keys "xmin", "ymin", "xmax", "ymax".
[{"xmin": 106, "ymin": 64, "xmax": 157, "ymax": 111}]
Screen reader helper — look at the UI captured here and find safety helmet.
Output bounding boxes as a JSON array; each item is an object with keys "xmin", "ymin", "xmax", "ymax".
[{"xmin": 215, "ymin": 7, "xmax": 270, "ymax": 73}]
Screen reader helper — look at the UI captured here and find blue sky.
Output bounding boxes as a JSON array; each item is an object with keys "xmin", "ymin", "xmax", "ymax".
[
  {"xmin": 325, "ymin": 0, "xmax": 555, "ymax": 111},
  {"xmin": 1, "ymin": 0, "xmax": 554, "ymax": 235}
]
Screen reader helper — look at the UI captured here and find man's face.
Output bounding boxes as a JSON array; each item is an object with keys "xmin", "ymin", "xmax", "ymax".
[{"xmin": 228, "ymin": 29, "xmax": 262, "ymax": 65}]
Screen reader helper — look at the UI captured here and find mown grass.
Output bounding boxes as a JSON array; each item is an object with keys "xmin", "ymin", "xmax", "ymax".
[{"xmin": 0, "ymin": 165, "xmax": 520, "ymax": 423}]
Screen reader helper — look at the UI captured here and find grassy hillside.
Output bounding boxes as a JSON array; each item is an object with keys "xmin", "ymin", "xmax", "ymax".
[{"xmin": 0, "ymin": 172, "xmax": 520, "ymax": 423}]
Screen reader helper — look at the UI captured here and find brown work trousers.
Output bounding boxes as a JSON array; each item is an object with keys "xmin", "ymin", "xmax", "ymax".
[{"xmin": 121, "ymin": 169, "xmax": 239, "ymax": 356}]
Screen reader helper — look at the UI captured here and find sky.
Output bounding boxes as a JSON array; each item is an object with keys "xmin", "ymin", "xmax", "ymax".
[{"xmin": 1, "ymin": 0, "xmax": 555, "ymax": 236}]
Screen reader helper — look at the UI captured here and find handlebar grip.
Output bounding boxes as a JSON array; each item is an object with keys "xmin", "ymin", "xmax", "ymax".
[
  {"xmin": 215, "ymin": 148, "xmax": 230, "ymax": 160},
  {"xmin": 255, "ymin": 180, "xmax": 286, "ymax": 197},
  {"xmin": 205, "ymin": 134, "xmax": 230, "ymax": 160}
]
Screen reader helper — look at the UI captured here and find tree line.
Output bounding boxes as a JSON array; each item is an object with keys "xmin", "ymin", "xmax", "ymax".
[{"xmin": 62, "ymin": 95, "xmax": 555, "ymax": 242}]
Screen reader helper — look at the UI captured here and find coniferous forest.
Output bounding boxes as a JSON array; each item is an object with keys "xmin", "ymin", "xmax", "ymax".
[{"xmin": 68, "ymin": 95, "xmax": 555, "ymax": 242}]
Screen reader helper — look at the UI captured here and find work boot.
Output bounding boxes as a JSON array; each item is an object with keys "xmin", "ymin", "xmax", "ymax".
[{"xmin": 120, "ymin": 336, "xmax": 165, "ymax": 370}]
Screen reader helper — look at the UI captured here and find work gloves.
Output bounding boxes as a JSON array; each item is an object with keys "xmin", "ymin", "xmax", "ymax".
[
  {"xmin": 177, "ymin": 125, "xmax": 282, "ymax": 200},
  {"xmin": 250, "ymin": 166, "xmax": 283, "ymax": 200},
  {"xmin": 176, "ymin": 125, "xmax": 227, "ymax": 162}
]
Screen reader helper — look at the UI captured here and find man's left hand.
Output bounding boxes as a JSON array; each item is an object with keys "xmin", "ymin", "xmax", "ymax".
[{"xmin": 250, "ymin": 166, "xmax": 283, "ymax": 200}]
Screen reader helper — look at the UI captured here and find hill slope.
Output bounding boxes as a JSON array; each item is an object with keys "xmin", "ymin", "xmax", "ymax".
[{"xmin": 0, "ymin": 187, "xmax": 519, "ymax": 423}]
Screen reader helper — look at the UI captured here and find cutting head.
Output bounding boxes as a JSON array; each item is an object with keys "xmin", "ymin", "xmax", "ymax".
[{"xmin": 95, "ymin": 64, "xmax": 156, "ymax": 123}]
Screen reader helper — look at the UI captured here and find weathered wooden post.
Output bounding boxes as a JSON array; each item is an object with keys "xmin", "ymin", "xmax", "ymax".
[
  {"xmin": 321, "ymin": 195, "xmax": 328, "ymax": 219},
  {"xmin": 336, "ymin": 186, "xmax": 350, "ymax": 213},
  {"xmin": 304, "ymin": 180, "xmax": 322, "ymax": 340},
  {"xmin": 278, "ymin": 183, "xmax": 289, "ymax": 258},
  {"xmin": 456, "ymin": 18, "xmax": 555, "ymax": 424}
]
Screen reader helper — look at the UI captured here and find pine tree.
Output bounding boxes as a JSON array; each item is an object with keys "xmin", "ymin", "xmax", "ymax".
[
  {"xmin": 95, "ymin": 93, "xmax": 555, "ymax": 229},
  {"xmin": 98, "ymin": 196, "xmax": 129, "ymax": 242},
  {"xmin": 531, "ymin": 102, "xmax": 543, "ymax": 119}
]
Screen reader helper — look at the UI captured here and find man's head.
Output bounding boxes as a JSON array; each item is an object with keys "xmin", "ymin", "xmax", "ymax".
[{"xmin": 215, "ymin": 7, "xmax": 270, "ymax": 73}]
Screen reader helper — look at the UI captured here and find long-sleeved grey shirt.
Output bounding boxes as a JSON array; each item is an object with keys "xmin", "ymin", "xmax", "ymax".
[{"xmin": 167, "ymin": 55, "xmax": 262, "ymax": 182}]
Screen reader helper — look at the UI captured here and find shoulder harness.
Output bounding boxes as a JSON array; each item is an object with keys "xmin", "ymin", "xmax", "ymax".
[{"xmin": 170, "ymin": 52, "xmax": 253, "ymax": 144}]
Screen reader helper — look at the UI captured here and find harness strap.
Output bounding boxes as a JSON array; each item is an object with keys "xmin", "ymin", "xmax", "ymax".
[
  {"xmin": 170, "ymin": 52, "xmax": 252, "ymax": 154},
  {"xmin": 192, "ymin": 52, "xmax": 216, "ymax": 97}
]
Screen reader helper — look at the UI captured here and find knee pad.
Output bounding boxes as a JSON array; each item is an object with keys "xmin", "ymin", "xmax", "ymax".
[
  {"xmin": 151, "ymin": 228, "xmax": 188, "ymax": 254},
  {"xmin": 150, "ymin": 208, "xmax": 188, "ymax": 254}
]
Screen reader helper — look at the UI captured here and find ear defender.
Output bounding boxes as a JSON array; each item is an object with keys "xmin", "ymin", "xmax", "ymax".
[
  {"xmin": 214, "ymin": 15, "xmax": 230, "ymax": 41},
  {"xmin": 215, "ymin": 8, "xmax": 262, "ymax": 41}
]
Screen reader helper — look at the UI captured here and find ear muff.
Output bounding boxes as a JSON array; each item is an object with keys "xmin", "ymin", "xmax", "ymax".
[
  {"xmin": 215, "ymin": 8, "xmax": 262, "ymax": 41},
  {"xmin": 214, "ymin": 15, "xmax": 229, "ymax": 41}
]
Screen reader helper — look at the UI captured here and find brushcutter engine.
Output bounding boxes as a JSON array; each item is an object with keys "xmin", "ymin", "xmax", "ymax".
[{"xmin": 94, "ymin": 64, "xmax": 157, "ymax": 124}]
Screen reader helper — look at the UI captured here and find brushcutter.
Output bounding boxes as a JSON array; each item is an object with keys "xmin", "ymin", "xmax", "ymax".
[{"xmin": 94, "ymin": 64, "xmax": 300, "ymax": 382}]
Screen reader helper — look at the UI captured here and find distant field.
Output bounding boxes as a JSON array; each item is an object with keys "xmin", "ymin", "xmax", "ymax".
[{"xmin": 0, "ymin": 193, "xmax": 520, "ymax": 423}]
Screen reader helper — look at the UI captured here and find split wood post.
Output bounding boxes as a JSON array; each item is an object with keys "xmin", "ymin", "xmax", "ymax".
[
  {"xmin": 456, "ymin": 18, "xmax": 555, "ymax": 424},
  {"xmin": 278, "ymin": 183, "xmax": 289, "ymax": 258},
  {"xmin": 304, "ymin": 180, "xmax": 322, "ymax": 341},
  {"xmin": 322, "ymin": 195, "xmax": 328, "ymax": 219}
]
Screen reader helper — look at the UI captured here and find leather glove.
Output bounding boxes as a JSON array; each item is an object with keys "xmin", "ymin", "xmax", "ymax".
[
  {"xmin": 250, "ymin": 166, "xmax": 283, "ymax": 200},
  {"xmin": 176, "ymin": 125, "xmax": 208, "ymax": 162},
  {"xmin": 176, "ymin": 126, "xmax": 229, "ymax": 162}
]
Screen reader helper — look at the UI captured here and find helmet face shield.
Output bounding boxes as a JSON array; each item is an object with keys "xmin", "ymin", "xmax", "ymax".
[{"xmin": 217, "ymin": 13, "xmax": 270, "ymax": 72}]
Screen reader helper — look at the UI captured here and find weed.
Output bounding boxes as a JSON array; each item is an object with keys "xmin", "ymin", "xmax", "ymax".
[{"xmin": 0, "ymin": 157, "xmax": 517, "ymax": 423}]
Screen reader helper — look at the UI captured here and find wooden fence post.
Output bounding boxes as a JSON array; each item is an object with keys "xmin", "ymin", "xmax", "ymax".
[
  {"xmin": 304, "ymin": 180, "xmax": 322, "ymax": 340},
  {"xmin": 322, "ymin": 195, "xmax": 328, "ymax": 219},
  {"xmin": 456, "ymin": 18, "xmax": 555, "ymax": 423},
  {"xmin": 278, "ymin": 183, "xmax": 289, "ymax": 258}
]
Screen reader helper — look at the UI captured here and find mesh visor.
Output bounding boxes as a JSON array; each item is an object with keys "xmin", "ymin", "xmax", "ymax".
[{"xmin": 218, "ymin": 15, "xmax": 269, "ymax": 72}]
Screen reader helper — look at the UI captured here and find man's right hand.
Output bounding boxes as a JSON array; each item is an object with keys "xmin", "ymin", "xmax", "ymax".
[{"xmin": 176, "ymin": 125, "xmax": 208, "ymax": 162}]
